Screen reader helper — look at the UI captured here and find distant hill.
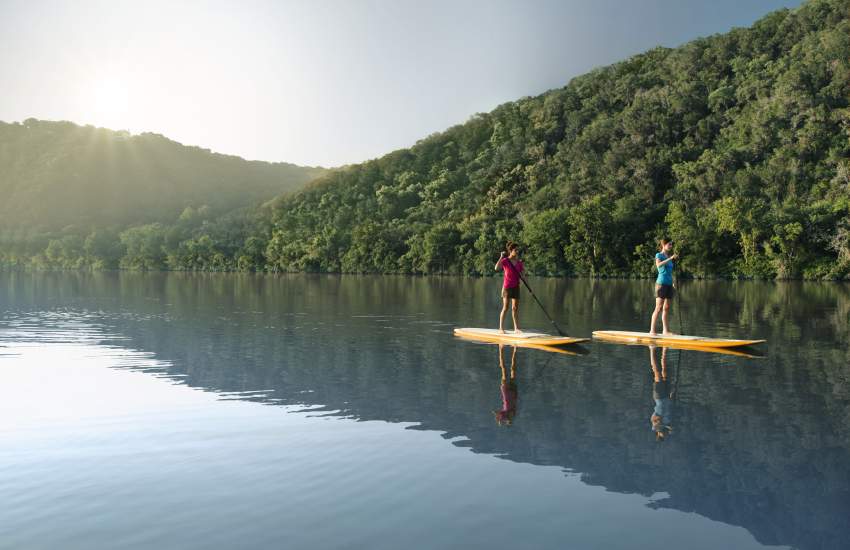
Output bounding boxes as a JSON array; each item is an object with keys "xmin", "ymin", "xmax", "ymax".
[{"xmin": 0, "ymin": 119, "xmax": 326, "ymax": 230}]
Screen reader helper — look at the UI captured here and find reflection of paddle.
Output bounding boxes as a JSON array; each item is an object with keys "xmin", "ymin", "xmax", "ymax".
[
  {"xmin": 530, "ymin": 345, "xmax": 557, "ymax": 384},
  {"xmin": 503, "ymin": 255, "xmax": 567, "ymax": 336},
  {"xmin": 672, "ymin": 348, "xmax": 682, "ymax": 401}
]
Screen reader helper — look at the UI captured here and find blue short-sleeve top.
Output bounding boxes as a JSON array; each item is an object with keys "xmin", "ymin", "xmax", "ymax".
[{"xmin": 655, "ymin": 252, "xmax": 673, "ymax": 286}]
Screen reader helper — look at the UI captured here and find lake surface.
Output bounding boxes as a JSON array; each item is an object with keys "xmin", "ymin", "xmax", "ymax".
[{"xmin": 1, "ymin": 272, "xmax": 848, "ymax": 550}]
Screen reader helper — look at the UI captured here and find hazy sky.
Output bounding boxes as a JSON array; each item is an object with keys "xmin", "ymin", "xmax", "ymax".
[{"xmin": 0, "ymin": 0, "xmax": 801, "ymax": 167}]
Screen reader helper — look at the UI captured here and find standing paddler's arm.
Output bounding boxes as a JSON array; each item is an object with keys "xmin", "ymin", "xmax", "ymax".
[
  {"xmin": 655, "ymin": 254, "xmax": 678, "ymax": 268},
  {"xmin": 494, "ymin": 252, "xmax": 505, "ymax": 271}
]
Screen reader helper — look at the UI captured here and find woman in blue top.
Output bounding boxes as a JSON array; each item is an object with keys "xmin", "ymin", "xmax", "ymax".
[{"xmin": 649, "ymin": 238, "xmax": 678, "ymax": 336}]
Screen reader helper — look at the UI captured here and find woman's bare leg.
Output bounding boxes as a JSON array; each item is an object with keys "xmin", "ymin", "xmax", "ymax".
[
  {"xmin": 662, "ymin": 299, "xmax": 673, "ymax": 335},
  {"xmin": 499, "ymin": 295, "xmax": 509, "ymax": 333},
  {"xmin": 649, "ymin": 297, "xmax": 664, "ymax": 335},
  {"xmin": 511, "ymin": 298, "xmax": 521, "ymax": 332}
]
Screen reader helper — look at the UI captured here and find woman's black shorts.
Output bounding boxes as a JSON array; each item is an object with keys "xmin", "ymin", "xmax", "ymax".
[
  {"xmin": 655, "ymin": 284, "xmax": 674, "ymax": 300},
  {"xmin": 502, "ymin": 286, "xmax": 520, "ymax": 300}
]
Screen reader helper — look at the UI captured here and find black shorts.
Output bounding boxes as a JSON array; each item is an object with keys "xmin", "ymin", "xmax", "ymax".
[
  {"xmin": 656, "ymin": 284, "xmax": 674, "ymax": 300},
  {"xmin": 502, "ymin": 286, "xmax": 520, "ymax": 300}
]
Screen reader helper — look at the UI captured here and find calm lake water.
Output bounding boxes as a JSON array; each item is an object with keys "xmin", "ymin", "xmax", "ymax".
[{"xmin": 0, "ymin": 272, "xmax": 848, "ymax": 550}]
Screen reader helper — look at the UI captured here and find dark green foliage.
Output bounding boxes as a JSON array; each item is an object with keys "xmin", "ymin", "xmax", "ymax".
[{"xmin": 260, "ymin": 0, "xmax": 850, "ymax": 279}]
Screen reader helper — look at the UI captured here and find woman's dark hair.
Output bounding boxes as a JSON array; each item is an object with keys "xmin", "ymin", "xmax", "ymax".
[
  {"xmin": 658, "ymin": 238, "xmax": 672, "ymax": 251},
  {"xmin": 506, "ymin": 241, "xmax": 519, "ymax": 252}
]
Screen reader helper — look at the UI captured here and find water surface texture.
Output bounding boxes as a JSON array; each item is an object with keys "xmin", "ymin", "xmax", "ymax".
[{"xmin": 1, "ymin": 272, "xmax": 848, "ymax": 550}]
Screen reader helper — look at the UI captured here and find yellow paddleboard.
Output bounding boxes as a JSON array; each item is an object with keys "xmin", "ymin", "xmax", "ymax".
[
  {"xmin": 454, "ymin": 328, "xmax": 588, "ymax": 347},
  {"xmin": 592, "ymin": 330, "xmax": 765, "ymax": 348}
]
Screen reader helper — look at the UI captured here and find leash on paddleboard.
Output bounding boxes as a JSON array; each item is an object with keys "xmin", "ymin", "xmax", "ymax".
[{"xmin": 501, "ymin": 253, "xmax": 567, "ymax": 336}]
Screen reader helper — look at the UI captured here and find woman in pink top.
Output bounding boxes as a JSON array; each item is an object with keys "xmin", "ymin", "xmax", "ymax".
[{"xmin": 494, "ymin": 241, "xmax": 524, "ymax": 334}]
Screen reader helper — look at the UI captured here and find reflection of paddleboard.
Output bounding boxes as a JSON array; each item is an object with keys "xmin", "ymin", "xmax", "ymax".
[
  {"xmin": 454, "ymin": 336, "xmax": 586, "ymax": 356},
  {"xmin": 519, "ymin": 343, "xmax": 589, "ymax": 356},
  {"xmin": 454, "ymin": 328, "xmax": 588, "ymax": 347},
  {"xmin": 595, "ymin": 339, "xmax": 764, "ymax": 358},
  {"xmin": 592, "ymin": 330, "xmax": 765, "ymax": 348}
]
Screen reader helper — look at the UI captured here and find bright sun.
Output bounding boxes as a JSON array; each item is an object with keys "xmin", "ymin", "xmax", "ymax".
[{"xmin": 89, "ymin": 78, "xmax": 131, "ymax": 128}]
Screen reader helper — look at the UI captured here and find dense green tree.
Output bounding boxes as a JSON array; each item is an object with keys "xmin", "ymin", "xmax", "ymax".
[
  {"xmin": 119, "ymin": 224, "xmax": 168, "ymax": 271},
  {"xmin": 84, "ymin": 229, "xmax": 125, "ymax": 269},
  {"xmin": 521, "ymin": 208, "xmax": 570, "ymax": 275}
]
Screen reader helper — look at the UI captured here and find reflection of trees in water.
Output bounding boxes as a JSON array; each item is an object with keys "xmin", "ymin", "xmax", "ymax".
[{"xmin": 2, "ymin": 272, "xmax": 850, "ymax": 549}]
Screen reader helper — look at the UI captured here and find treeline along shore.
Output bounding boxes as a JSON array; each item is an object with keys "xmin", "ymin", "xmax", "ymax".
[{"xmin": 2, "ymin": 0, "xmax": 848, "ymax": 280}]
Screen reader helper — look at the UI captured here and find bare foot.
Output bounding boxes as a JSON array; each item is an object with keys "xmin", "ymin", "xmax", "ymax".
[
  {"xmin": 514, "ymin": 329, "xmax": 522, "ymax": 334},
  {"xmin": 663, "ymin": 331, "xmax": 676, "ymax": 336},
  {"xmin": 648, "ymin": 332, "xmax": 658, "ymax": 337},
  {"xmin": 499, "ymin": 329, "xmax": 506, "ymax": 334}
]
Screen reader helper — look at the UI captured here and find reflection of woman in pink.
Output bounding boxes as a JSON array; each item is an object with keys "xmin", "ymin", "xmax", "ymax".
[
  {"xmin": 494, "ymin": 344, "xmax": 518, "ymax": 426},
  {"xmin": 495, "ymin": 241, "xmax": 524, "ymax": 334}
]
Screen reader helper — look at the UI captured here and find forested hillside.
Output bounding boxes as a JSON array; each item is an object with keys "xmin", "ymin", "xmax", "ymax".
[
  {"xmin": 0, "ymin": 120, "xmax": 325, "ymax": 269},
  {"xmin": 263, "ymin": 0, "xmax": 849, "ymax": 279},
  {"xmin": 2, "ymin": 0, "xmax": 848, "ymax": 278}
]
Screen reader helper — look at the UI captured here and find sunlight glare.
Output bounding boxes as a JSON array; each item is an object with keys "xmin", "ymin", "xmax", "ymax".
[{"xmin": 89, "ymin": 78, "xmax": 131, "ymax": 128}]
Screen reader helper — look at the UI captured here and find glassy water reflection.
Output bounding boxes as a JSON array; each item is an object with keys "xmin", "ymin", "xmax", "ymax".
[{"xmin": 1, "ymin": 272, "xmax": 848, "ymax": 549}]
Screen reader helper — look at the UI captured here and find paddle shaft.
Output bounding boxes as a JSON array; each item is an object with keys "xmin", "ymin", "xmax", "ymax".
[
  {"xmin": 671, "ymin": 273, "xmax": 683, "ymax": 402},
  {"xmin": 501, "ymin": 255, "xmax": 567, "ymax": 336},
  {"xmin": 674, "ymin": 243, "xmax": 684, "ymax": 336}
]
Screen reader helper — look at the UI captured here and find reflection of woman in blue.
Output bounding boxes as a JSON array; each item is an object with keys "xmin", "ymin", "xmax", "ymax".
[
  {"xmin": 494, "ymin": 344, "xmax": 518, "ymax": 426},
  {"xmin": 649, "ymin": 345, "xmax": 673, "ymax": 441}
]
